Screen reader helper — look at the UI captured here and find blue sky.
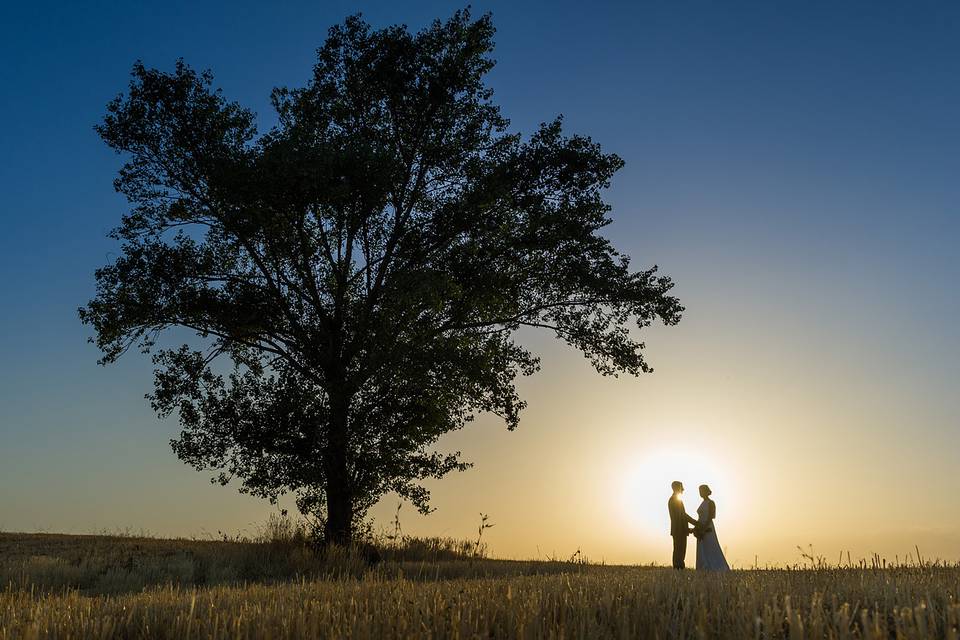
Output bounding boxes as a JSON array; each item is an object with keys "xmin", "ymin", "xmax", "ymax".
[{"xmin": 1, "ymin": 1, "xmax": 958, "ymax": 562}]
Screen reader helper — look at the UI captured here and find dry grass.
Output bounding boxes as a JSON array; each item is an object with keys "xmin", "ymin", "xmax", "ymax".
[
  {"xmin": 0, "ymin": 528, "xmax": 578, "ymax": 596},
  {"xmin": 1, "ymin": 530, "xmax": 958, "ymax": 638}
]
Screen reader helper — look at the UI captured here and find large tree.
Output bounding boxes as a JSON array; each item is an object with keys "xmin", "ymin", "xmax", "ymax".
[{"xmin": 81, "ymin": 10, "xmax": 683, "ymax": 544}]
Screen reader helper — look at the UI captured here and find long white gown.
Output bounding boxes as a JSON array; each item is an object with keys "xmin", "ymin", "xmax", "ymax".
[{"xmin": 696, "ymin": 499, "xmax": 730, "ymax": 571}]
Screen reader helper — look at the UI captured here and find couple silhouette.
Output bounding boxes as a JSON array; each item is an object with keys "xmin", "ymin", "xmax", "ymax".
[{"xmin": 667, "ymin": 481, "xmax": 730, "ymax": 571}]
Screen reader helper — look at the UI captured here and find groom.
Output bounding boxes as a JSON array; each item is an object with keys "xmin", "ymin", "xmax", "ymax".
[{"xmin": 667, "ymin": 480, "xmax": 697, "ymax": 569}]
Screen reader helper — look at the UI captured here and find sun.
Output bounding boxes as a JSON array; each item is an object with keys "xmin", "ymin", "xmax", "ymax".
[{"xmin": 615, "ymin": 446, "xmax": 739, "ymax": 538}]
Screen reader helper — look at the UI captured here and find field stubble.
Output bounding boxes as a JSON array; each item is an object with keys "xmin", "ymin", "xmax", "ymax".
[{"xmin": 1, "ymin": 530, "xmax": 958, "ymax": 639}]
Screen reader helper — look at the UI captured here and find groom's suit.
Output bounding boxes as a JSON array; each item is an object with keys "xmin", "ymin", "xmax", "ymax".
[{"xmin": 668, "ymin": 495, "xmax": 695, "ymax": 569}]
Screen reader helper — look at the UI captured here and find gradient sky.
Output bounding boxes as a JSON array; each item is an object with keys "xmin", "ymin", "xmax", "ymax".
[{"xmin": 1, "ymin": 1, "xmax": 958, "ymax": 566}]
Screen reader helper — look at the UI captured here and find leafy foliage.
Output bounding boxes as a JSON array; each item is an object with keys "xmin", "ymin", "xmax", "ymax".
[{"xmin": 80, "ymin": 9, "xmax": 682, "ymax": 542}]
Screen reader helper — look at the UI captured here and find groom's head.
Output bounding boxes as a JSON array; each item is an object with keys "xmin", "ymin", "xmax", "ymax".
[{"xmin": 671, "ymin": 481, "xmax": 683, "ymax": 495}]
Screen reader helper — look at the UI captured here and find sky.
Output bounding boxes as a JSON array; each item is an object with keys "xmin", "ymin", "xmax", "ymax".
[{"xmin": 1, "ymin": 1, "xmax": 958, "ymax": 566}]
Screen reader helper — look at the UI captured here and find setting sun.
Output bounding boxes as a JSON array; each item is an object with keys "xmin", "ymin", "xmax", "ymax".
[{"xmin": 616, "ymin": 446, "xmax": 740, "ymax": 541}]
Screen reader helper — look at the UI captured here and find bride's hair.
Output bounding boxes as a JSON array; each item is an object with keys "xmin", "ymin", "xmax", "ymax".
[{"xmin": 699, "ymin": 484, "xmax": 712, "ymax": 496}]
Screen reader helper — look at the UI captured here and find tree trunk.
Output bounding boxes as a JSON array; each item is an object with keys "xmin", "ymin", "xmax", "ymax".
[
  {"xmin": 325, "ymin": 475, "xmax": 353, "ymax": 545},
  {"xmin": 324, "ymin": 388, "xmax": 353, "ymax": 545}
]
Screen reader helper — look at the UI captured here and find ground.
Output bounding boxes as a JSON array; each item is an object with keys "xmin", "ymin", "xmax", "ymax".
[{"xmin": 1, "ymin": 531, "xmax": 957, "ymax": 638}]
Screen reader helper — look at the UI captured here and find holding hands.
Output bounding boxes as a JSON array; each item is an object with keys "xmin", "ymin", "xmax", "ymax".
[
  {"xmin": 684, "ymin": 511, "xmax": 710, "ymax": 539},
  {"xmin": 690, "ymin": 523, "xmax": 713, "ymax": 540}
]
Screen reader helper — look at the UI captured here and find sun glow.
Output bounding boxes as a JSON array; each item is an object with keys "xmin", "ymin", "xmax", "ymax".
[{"xmin": 615, "ymin": 446, "xmax": 740, "ymax": 540}]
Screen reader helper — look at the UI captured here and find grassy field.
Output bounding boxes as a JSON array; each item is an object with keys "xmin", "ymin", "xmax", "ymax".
[{"xmin": 1, "ymin": 529, "xmax": 958, "ymax": 639}]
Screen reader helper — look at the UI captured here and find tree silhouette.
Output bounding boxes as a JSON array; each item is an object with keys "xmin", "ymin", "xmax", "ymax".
[{"xmin": 80, "ymin": 10, "xmax": 682, "ymax": 544}]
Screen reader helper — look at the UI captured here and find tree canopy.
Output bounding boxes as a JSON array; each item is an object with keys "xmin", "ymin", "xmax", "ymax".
[{"xmin": 81, "ymin": 9, "xmax": 683, "ymax": 543}]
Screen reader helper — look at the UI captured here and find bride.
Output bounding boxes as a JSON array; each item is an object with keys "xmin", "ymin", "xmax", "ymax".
[{"xmin": 695, "ymin": 484, "xmax": 730, "ymax": 571}]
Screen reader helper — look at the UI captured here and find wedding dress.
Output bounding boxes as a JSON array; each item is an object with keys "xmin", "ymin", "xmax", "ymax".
[{"xmin": 695, "ymin": 499, "xmax": 730, "ymax": 571}]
